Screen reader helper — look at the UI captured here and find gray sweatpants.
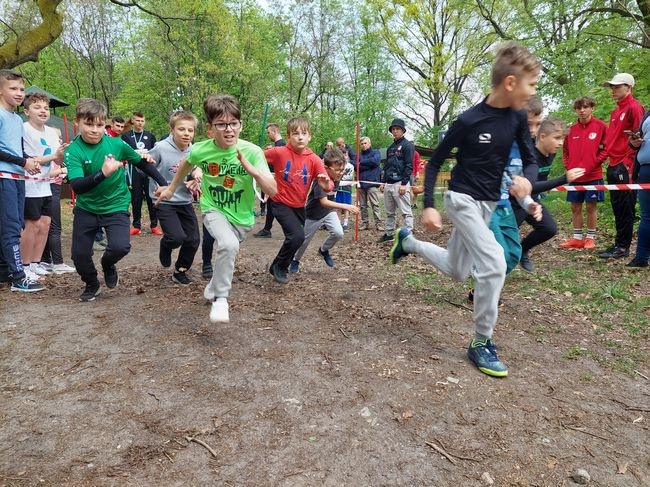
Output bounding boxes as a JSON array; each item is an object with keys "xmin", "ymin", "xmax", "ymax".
[
  {"xmin": 202, "ymin": 211, "xmax": 251, "ymax": 301},
  {"xmin": 359, "ymin": 186, "xmax": 382, "ymax": 225},
  {"xmin": 293, "ymin": 212, "xmax": 343, "ymax": 262},
  {"xmin": 402, "ymin": 191, "xmax": 506, "ymax": 338},
  {"xmin": 384, "ymin": 182, "xmax": 413, "ymax": 232}
]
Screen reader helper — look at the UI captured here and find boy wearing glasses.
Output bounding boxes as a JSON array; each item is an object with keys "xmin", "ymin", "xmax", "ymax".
[
  {"xmin": 21, "ymin": 93, "xmax": 67, "ymax": 280},
  {"xmin": 156, "ymin": 95, "xmax": 276, "ymax": 323},
  {"xmin": 289, "ymin": 148, "xmax": 359, "ymax": 273}
]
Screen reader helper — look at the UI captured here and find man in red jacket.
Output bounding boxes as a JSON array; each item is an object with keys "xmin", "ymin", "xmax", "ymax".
[
  {"xmin": 561, "ymin": 96, "xmax": 607, "ymax": 250},
  {"xmin": 599, "ymin": 73, "xmax": 645, "ymax": 259}
]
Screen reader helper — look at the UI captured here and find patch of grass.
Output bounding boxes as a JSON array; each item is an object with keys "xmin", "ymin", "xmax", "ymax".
[
  {"xmin": 564, "ymin": 345, "xmax": 588, "ymax": 360},
  {"xmin": 613, "ymin": 350, "xmax": 648, "ymax": 376},
  {"xmin": 579, "ymin": 373, "xmax": 594, "ymax": 382},
  {"xmin": 603, "ymin": 339, "xmax": 622, "ymax": 349},
  {"xmin": 403, "ymin": 271, "xmax": 464, "ymax": 305}
]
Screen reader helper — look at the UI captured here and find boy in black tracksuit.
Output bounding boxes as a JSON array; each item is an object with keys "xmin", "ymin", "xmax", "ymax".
[{"xmin": 389, "ymin": 43, "xmax": 541, "ymax": 377}]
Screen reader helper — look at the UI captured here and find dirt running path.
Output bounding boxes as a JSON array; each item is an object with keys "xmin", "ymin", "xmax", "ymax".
[{"xmin": 1, "ymin": 214, "xmax": 649, "ymax": 486}]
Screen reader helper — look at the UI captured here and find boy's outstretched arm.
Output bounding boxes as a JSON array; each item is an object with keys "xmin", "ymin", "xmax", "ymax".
[
  {"xmin": 422, "ymin": 119, "xmax": 462, "ymax": 232},
  {"xmin": 154, "ymin": 159, "xmax": 192, "ymax": 204},
  {"xmin": 318, "ymin": 198, "xmax": 360, "ymax": 214},
  {"xmin": 133, "ymin": 158, "xmax": 167, "ymax": 187},
  {"xmin": 237, "ymin": 148, "xmax": 277, "ymax": 197}
]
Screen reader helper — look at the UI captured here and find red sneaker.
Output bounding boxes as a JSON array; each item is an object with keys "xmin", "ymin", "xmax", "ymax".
[
  {"xmin": 560, "ymin": 237, "xmax": 584, "ymax": 249},
  {"xmin": 129, "ymin": 227, "xmax": 141, "ymax": 236},
  {"xmin": 151, "ymin": 226, "xmax": 163, "ymax": 236},
  {"xmin": 583, "ymin": 237, "xmax": 596, "ymax": 249}
]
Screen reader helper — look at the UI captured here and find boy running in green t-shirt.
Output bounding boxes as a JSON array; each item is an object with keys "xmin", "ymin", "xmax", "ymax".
[
  {"xmin": 66, "ymin": 98, "xmax": 168, "ymax": 302},
  {"xmin": 156, "ymin": 95, "xmax": 276, "ymax": 323}
]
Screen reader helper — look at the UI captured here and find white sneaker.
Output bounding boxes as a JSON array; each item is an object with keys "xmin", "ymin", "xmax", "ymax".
[
  {"xmin": 209, "ymin": 298, "xmax": 229, "ymax": 323},
  {"xmin": 24, "ymin": 267, "xmax": 40, "ymax": 281},
  {"xmin": 29, "ymin": 263, "xmax": 49, "ymax": 275},
  {"xmin": 52, "ymin": 263, "xmax": 76, "ymax": 274},
  {"xmin": 39, "ymin": 262, "xmax": 54, "ymax": 272}
]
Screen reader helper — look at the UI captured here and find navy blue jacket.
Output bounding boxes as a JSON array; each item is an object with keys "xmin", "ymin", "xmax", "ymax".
[
  {"xmin": 358, "ymin": 148, "xmax": 381, "ymax": 189},
  {"xmin": 383, "ymin": 136, "xmax": 413, "ymax": 185}
]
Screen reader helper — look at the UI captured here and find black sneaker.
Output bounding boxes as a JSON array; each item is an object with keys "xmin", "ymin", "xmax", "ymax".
[
  {"xmin": 626, "ymin": 257, "xmax": 649, "ymax": 268},
  {"xmin": 254, "ymin": 229, "xmax": 272, "ymax": 238},
  {"xmin": 79, "ymin": 283, "xmax": 101, "ymax": 301},
  {"xmin": 519, "ymin": 252, "xmax": 534, "ymax": 272},
  {"xmin": 103, "ymin": 264, "xmax": 119, "ymax": 289},
  {"xmin": 271, "ymin": 262, "xmax": 289, "ymax": 284},
  {"xmin": 11, "ymin": 277, "xmax": 45, "ymax": 293},
  {"xmin": 378, "ymin": 233, "xmax": 394, "ymax": 243},
  {"xmin": 172, "ymin": 271, "xmax": 192, "ymax": 285},
  {"xmin": 318, "ymin": 247, "xmax": 335, "ymax": 267},
  {"xmin": 159, "ymin": 243, "xmax": 172, "ymax": 268},
  {"xmin": 599, "ymin": 246, "xmax": 629, "ymax": 259},
  {"xmin": 202, "ymin": 263, "xmax": 213, "ymax": 279}
]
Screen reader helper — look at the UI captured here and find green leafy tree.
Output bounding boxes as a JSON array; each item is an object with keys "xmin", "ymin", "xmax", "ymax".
[{"xmin": 366, "ymin": 0, "xmax": 498, "ymax": 144}]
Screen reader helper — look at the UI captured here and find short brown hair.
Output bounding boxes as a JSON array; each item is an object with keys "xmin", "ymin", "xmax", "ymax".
[
  {"xmin": 573, "ymin": 96, "xmax": 596, "ymax": 110},
  {"xmin": 491, "ymin": 42, "xmax": 541, "ymax": 88},
  {"xmin": 24, "ymin": 93, "xmax": 50, "ymax": 109},
  {"xmin": 75, "ymin": 98, "xmax": 107, "ymax": 122},
  {"xmin": 132, "ymin": 111, "xmax": 144, "ymax": 119},
  {"xmin": 323, "ymin": 147, "xmax": 345, "ymax": 167},
  {"xmin": 538, "ymin": 117, "xmax": 566, "ymax": 137},
  {"xmin": 169, "ymin": 110, "xmax": 198, "ymax": 128},
  {"xmin": 286, "ymin": 117, "xmax": 310, "ymax": 135},
  {"xmin": 203, "ymin": 95, "xmax": 240, "ymax": 124},
  {"xmin": 266, "ymin": 123, "xmax": 280, "ymax": 131},
  {"xmin": 0, "ymin": 69, "xmax": 23, "ymax": 84},
  {"xmin": 525, "ymin": 96, "xmax": 543, "ymax": 116}
]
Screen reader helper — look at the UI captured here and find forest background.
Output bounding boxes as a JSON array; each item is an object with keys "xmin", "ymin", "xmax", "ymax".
[{"xmin": 1, "ymin": 0, "xmax": 649, "ymax": 152}]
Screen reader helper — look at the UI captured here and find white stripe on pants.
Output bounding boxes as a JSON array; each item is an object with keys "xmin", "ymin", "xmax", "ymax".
[
  {"xmin": 293, "ymin": 212, "xmax": 343, "ymax": 262},
  {"xmin": 202, "ymin": 211, "xmax": 251, "ymax": 300},
  {"xmin": 383, "ymin": 182, "xmax": 413, "ymax": 232},
  {"xmin": 403, "ymin": 191, "xmax": 506, "ymax": 338}
]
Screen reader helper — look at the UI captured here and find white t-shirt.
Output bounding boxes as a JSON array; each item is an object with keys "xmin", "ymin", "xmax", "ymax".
[{"xmin": 23, "ymin": 122, "xmax": 60, "ymax": 197}]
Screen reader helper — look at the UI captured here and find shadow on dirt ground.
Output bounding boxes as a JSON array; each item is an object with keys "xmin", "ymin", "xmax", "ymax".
[{"xmin": 1, "ymin": 210, "xmax": 649, "ymax": 486}]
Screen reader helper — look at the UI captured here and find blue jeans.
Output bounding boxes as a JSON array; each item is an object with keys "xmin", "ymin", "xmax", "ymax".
[
  {"xmin": 635, "ymin": 165, "xmax": 650, "ymax": 260},
  {"xmin": 0, "ymin": 178, "xmax": 26, "ymax": 280}
]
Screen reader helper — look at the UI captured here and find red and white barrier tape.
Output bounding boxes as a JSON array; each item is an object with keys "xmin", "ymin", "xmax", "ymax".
[
  {"xmin": 342, "ymin": 180, "xmax": 650, "ymax": 192},
  {"xmin": 552, "ymin": 183, "xmax": 650, "ymax": 191},
  {"xmin": 339, "ymin": 179, "xmax": 447, "ymax": 191},
  {"xmin": 0, "ymin": 170, "xmax": 57, "ymax": 182}
]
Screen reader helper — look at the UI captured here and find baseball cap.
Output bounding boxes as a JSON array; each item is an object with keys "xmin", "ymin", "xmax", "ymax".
[{"xmin": 602, "ymin": 73, "xmax": 635, "ymax": 87}]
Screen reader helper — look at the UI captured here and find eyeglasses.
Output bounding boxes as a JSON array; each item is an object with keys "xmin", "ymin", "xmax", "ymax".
[{"xmin": 212, "ymin": 121, "xmax": 241, "ymax": 131}]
